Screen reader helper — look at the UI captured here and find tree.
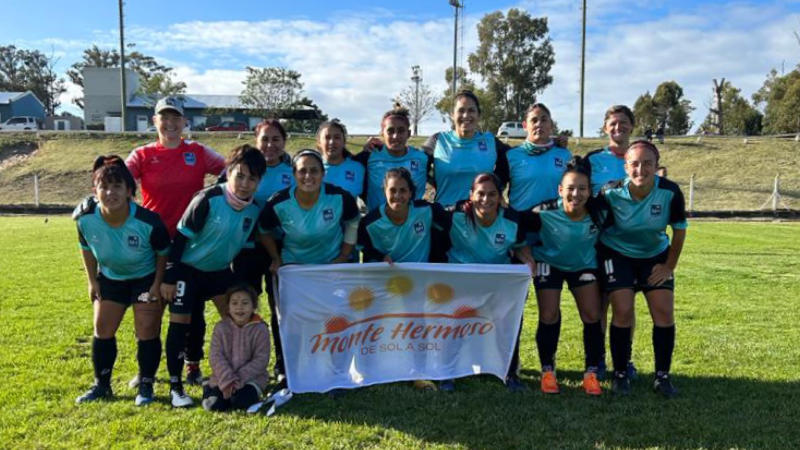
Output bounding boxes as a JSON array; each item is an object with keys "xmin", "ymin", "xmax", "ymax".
[
  {"xmin": 435, "ymin": 66, "xmax": 504, "ymax": 133},
  {"xmin": 283, "ymin": 96, "xmax": 328, "ymax": 133},
  {"xmin": 752, "ymin": 67, "xmax": 800, "ymax": 134},
  {"xmin": 467, "ymin": 8, "xmax": 554, "ymax": 122},
  {"xmin": 393, "ymin": 83, "xmax": 439, "ymax": 136},
  {"xmin": 0, "ymin": 45, "xmax": 66, "ymax": 115},
  {"xmin": 699, "ymin": 80, "xmax": 763, "ymax": 135},
  {"xmin": 632, "ymin": 81, "xmax": 694, "ymax": 135},
  {"xmin": 239, "ymin": 67, "xmax": 303, "ymax": 119},
  {"xmin": 67, "ymin": 45, "xmax": 185, "ymax": 109}
]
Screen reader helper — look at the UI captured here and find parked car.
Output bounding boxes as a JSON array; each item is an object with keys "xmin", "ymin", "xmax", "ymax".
[
  {"xmin": 205, "ymin": 121, "xmax": 248, "ymax": 132},
  {"xmin": 496, "ymin": 121, "xmax": 526, "ymax": 138},
  {"xmin": 0, "ymin": 116, "xmax": 40, "ymax": 131}
]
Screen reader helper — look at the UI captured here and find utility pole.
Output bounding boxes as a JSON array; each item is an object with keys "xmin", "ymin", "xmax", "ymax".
[
  {"xmin": 411, "ymin": 65, "xmax": 421, "ymax": 136},
  {"xmin": 449, "ymin": 0, "xmax": 461, "ymax": 99},
  {"xmin": 579, "ymin": 0, "xmax": 586, "ymax": 138},
  {"xmin": 118, "ymin": 0, "xmax": 127, "ymax": 132}
]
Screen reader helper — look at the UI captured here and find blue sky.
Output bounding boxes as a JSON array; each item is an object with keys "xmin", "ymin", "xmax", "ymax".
[{"xmin": 3, "ymin": 0, "xmax": 799, "ymax": 134}]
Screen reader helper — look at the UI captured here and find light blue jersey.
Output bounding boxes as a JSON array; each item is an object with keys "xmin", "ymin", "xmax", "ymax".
[
  {"xmin": 74, "ymin": 198, "xmax": 170, "ymax": 280},
  {"xmin": 358, "ymin": 200, "xmax": 448, "ymax": 263},
  {"xmin": 527, "ymin": 199, "xmax": 605, "ymax": 272},
  {"xmin": 599, "ymin": 176, "xmax": 688, "ymax": 258},
  {"xmin": 324, "ymin": 157, "xmax": 365, "ymax": 198},
  {"xmin": 427, "ymin": 131, "xmax": 498, "ymax": 206},
  {"xmin": 177, "ymin": 185, "xmax": 261, "ymax": 272},
  {"xmin": 503, "ymin": 142, "xmax": 572, "ymax": 210},
  {"xmin": 259, "ymin": 183, "xmax": 360, "ymax": 264},
  {"xmin": 447, "ymin": 204, "xmax": 526, "ymax": 264},
  {"xmin": 254, "ymin": 156, "xmax": 294, "ymax": 207},
  {"xmin": 354, "ymin": 146, "xmax": 431, "ymax": 210},
  {"xmin": 586, "ymin": 147, "xmax": 627, "ymax": 195}
]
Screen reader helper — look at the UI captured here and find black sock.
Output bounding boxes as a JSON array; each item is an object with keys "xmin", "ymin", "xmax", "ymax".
[
  {"xmin": 583, "ymin": 320, "xmax": 603, "ymax": 370},
  {"xmin": 92, "ymin": 337, "xmax": 117, "ymax": 387},
  {"xmin": 609, "ymin": 325, "xmax": 631, "ymax": 375},
  {"xmin": 137, "ymin": 338, "xmax": 161, "ymax": 383},
  {"xmin": 166, "ymin": 322, "xmax": 189, "ymax": 385},
  {"xmin": 652, "ymin": 324, "xmax": 676, "ymax": 375},
  {"xmin": 536, "ymin": 317, "xmax": 561, "ymax": 371},
  {"xmin": 186, "ymin": 306, "xmax": 206, "ymax": 362}
]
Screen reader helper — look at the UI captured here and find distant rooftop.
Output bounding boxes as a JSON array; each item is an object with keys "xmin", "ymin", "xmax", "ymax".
[
  {"xmin": 0, "ymin": 92, "xmax": 27, "ymax": 104},
  {"xmin": 128, "ymin": 94, "xmax": 316, "ymax": 112}
]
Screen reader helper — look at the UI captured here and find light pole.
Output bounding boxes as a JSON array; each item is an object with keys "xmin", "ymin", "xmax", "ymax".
[
  {"xmin": 118, "ymin": 0, "xmax": 127, "ymax": 132},
  {"xmin": 411, "ymin": 65, "xmax": 421, "ymax": 136},
  {"xmin": 579, "ymin": 0, "xmax": 586, "ymax": 138},
  {"xmin": 449, "ymin": 0, "xmax": 461, "ymax": 100}
]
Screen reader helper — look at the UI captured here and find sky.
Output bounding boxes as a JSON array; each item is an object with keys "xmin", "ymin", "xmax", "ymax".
[{"xmin": 3, "ymin": 0, "xmax": 799, "ymax": 135}]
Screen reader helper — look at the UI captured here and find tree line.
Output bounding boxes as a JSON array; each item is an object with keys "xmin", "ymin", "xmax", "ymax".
[{"xmin": 2, "ymin": 8, "xmax": 798, "ymax": 136}]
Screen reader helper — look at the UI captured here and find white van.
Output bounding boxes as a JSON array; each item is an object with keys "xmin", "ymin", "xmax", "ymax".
[
  {"xmin": 0, "ymin": 116, "xmax": 40, "ymax": 131},
  {"xmin": 497, "ymin": 121, "xmax": 526, "ymax": 138}
]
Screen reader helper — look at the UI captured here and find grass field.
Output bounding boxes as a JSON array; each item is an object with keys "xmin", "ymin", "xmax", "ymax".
[
  {"xmin": 1, "ymin": 217, "xmax": 798, "ymax": 448},
  {"xmin": 0, "ymin": 132, "xmax": 798, "ymax": 211}
]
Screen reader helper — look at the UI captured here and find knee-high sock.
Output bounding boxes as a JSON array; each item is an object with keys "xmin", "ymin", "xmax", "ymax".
[
  {"xmin": 185, "ymin": 303, "xmax": 206, "ymax": 363},
  {"xmin": 609, "ymin": 325, "xmax": 631, "ymax": 374},
  {"xmin": 535, "ymin": 317, "xmax": 561, "ymax": 371},
  {"xmin": 583, "ymin": 320, "xmax": 603, "ymax": 370},
  {"xmin": 507, "ymin": 317, "xmax": 524, "ymax": 377},
  {"xmin": 137, "ymin": 338, "xmax": 161, "ymax": 383},
  {"xmin": 653, "ymin": 324, "xmax": 676, "ymax": 375},
  {"xmin": 92, "ymin": 337, "xmax": 117, "ymax": 386},
  {"xmin": 166, "ymin": 322, "xmax": 189, "ymax": 383}
]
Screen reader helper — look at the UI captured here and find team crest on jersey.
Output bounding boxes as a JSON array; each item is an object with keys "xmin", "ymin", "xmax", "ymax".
[
  {"xmin": 243, "ymin": 217, "xmax": 253, "ymax": 232},
  {"xmin": 589, "ymin": 224, "xmax": 599, "ymax": 234},
  {"xmin": 413, "ymin": 221, "xmax": 425, "ymax": 234},
  {"xmin": 651, "ymin": 204, "xmax": 662, "ymax": 216},
  {"xmin": 183, "ymin": 152, "xmax": 197, "ymax": 166},
  {"xmin": 345, "ymin": 171, "xmax": 355, "ymax": 181},
  {"xmin": 554, "ymin": 157, "xmax": 564, "ymax": 168},
  {"xmin": 410, "ymin": 160, "xmax": 419, "ymax": 171},
  {"xmin": 127, "ymin": 235, "xmax": 140, "ymax": 248},
  {"xmin": 494, "ymin": 233, "xmax": 506, "ymax": 244},
  {"xmin": 323, "ymin": 208, "xmax": 334, "ymax": 221},
  {"xmin": 281, "ymin": 174, "xmax": 291, "ymax": 185},
  {"xmin": 478, "ymin": 141, "xmax": 488, "ymax": 152}
]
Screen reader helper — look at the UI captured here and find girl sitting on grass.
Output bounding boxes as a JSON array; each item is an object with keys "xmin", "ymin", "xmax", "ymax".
[{"xmin": 202, "ymin": 284, "xmax": 271, "ymax": 411}]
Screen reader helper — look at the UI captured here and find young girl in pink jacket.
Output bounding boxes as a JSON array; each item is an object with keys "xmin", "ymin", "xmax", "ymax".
[{"xmin": 202, "ymin": 284, "xmax": 271, "ymax": 411}]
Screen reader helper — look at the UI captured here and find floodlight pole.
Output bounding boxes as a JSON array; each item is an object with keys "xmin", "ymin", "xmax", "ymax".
[
  {"xmin": 411, "ymin": 65, "xmax": 421, "ymax": 136},
  {"xmin": 449, "ymin": 0, "xmax": 461, "ymax": 99},
  {"xmin": 118, "ymin": 0, "xmax": 127, "ymax": 132},
  {"xmin": 579, "ymin": 0, "xmax": 586, "ymax": 138}
]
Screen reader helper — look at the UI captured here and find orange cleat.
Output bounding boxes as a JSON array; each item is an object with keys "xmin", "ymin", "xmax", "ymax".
[
  {"xmin": 583, "ymin": 372, "xmax": 603, "ymax": 396},
  {"xmin": 540, "ymin": 370, "xmax": 560, "ymax": 394}
]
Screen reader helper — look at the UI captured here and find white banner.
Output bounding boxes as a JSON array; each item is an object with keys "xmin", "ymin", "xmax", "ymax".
[{"xmin": 277, "ymin": 263, "xmax": 531, "ymax": 393}]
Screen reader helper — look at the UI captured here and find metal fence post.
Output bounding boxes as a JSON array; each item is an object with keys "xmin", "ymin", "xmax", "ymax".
[
  {"xmin": 688, "ymin": 174, "xmax": 695, "ymax": 212},
  {"xmin": 34, "ymin": 174, "xmax": 40, "ymax": 208}
]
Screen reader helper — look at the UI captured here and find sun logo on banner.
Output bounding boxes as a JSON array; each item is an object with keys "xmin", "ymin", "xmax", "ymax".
[
  {"xmin": 386, "ymin": 275, "xmax": 413, "ymax": 296},
  {"xmin": 349, "ymin": 287, "xmax": 375, "ymax": 311},
  {"xmin": 426, "ymin": 283, "xmax": 454, "ymax": 304}
]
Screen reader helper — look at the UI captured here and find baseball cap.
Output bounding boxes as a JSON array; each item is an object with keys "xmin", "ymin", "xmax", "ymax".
[{"xmin": 155, "ymin": 96, "xmax": 184, "ymax": 116}]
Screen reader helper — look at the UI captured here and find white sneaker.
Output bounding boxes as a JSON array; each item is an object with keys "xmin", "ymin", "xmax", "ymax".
[
  {"xmin": 170, "ymin": 387, "xmax": 194, "ymax": 408},
  {"xmin": 128, "ymin": 374, "xmax": 140, "ymax": 389}
]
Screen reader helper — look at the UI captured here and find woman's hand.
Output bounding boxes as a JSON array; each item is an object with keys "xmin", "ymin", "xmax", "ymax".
[
  {"xmin": 362, "ymin": 137, "xmax": 383, "ymax": 152},
  {"xmin": 648, "ymin": 263, "xmax": 674, "ymax": 286},
  {"xmin": 383, "ymin": 255, "xmax": 394, "ymax": 266},
  {"xmin": 148, "ymin": 281, "xmax": 161, "ymax": 303},
  {"xmin": 160, "ymin": 283, "xmax": 177, "ymax": 302},
  {"xmin": 269, "ymin": 257, "xmax": 282, "ymax": 275},
  {"xmin": 88, "ymin": 279, "xmax": 101, "ymax": 302}
]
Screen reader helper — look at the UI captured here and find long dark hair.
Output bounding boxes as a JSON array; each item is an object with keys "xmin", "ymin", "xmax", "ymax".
[
  {"xmin": 462, "ymin": 172, "xmax": 502, "ymax": 229},
  {"xmin": 92, "ymin": 155, "xmax": 136, "ymax": 196}
]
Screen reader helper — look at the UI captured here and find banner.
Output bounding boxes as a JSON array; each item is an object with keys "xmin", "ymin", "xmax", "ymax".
[{"xmin": 277, "ymin": 263, "xmax": 531, "ymax": 393}]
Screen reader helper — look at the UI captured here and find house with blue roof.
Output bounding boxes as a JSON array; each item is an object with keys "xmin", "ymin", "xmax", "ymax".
[{"xmin": 0, "ymin": 91, "xmax": 46, "ymax": 123}]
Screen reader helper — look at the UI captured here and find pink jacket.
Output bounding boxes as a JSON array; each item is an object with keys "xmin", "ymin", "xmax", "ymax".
[{"xmin": 209, "ymin": 315, "xmax": 271, "ymax": 397}]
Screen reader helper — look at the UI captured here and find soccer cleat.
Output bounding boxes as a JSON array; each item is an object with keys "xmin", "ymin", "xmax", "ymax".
[
  {"xmin": 201, "ymin": 395, "xmax": 220, "ymax": 411},
  {"xmin": 596, "ymin": 359, "xmax": 607, "ymax": 381},
  {"xmin": 611, "ymin": 372, "xmax": 631, "ymax": 396},
  {"xmin": 438, "ymin": 379, "xmax": 456, "ymax": 392},
  {"xmin": 170, "ymin": 385, "xmax": 194, "ymax": 408},
  {"xmin": 505, "ymin": 375, "xmax": 527, "ymax": 393},
  {"xmin": 582, "ymin": 372, "xmax": 603, "ymax": 396},
  {"xmin": 540, "ymin": 371, "xmax": 560, "ymax": 394},
  {"xmin": 185, "ymin": 364, "xmax": 203, "ymax": 386},
  {"xmin": 413, "ymin": 380, "xmax": 438, "ymax": 391},
  {"xmin": 135, "ymin": 382, "xmax": 154, "ymax": 406},
  {"xmin": 128, "ymin": 374, "xmax": 140, "ymax": 389},
  {"xmin": 627, "ymin": 361, "xmax": 639, "ymax": 381},
  {"xmin": 76, "ymin": 384, "xmax": 113, "ymax": 404},
  {"xmin": 653, "ymin": 374, "xmax": 678, "ymax": 398}
]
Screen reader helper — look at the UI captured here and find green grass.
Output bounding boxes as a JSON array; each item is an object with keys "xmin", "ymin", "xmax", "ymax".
[
  {"xmin": 1, "ymin": 132, "xmax": 798, "ymax": 210},
  {"xmin": 1, "ymin": 218, "xmax": 798, "ymax": 448}
]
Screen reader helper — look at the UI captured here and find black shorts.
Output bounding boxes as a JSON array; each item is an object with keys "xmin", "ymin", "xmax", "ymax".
[
  {"xmin": 533, "ymin": 263, "xmax": 598, "ymax": 290},
  {"xmin": 169, "ymin": 264, "xmax": 236, "ymax": 314},
  {"xmin": 232, "ymin": 245, "xmax": 271, "ymax": 294},
  {"xmin": 98, "ymin": 273, "xmax": 156, "ymax": 307},
  {"xmin": 597, "ymin": 244, "xmax": 674, "ymax": 293}
]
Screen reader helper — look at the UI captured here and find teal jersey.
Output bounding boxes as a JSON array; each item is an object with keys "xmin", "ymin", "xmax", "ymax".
[
  {"xmin": 358, "ymin": 200, "xmax": 448, "ymax": 263},
  {"xmin": 177, "ymin": 185, "xmax": 261, "ymax": 272},
  {"xmin": 74, "ymin": 198, "xmax": 170, "ymax": 280},
  {"xmin": 502, "ymin": 142, "xmax": 572, "ymax": 210},
  {"xmin": 254, "ymin": 156, "xmax": 294, "ymax": 207},
  {"xmin": 586, "ymin": 147, "xmax": 626, "ymax": 195},
  {"xmin": 324, "ymin": 157, "xmax": 365, "ymax": 198},
  {"xmin": 526, "ymin": 198, "xmax": 605, "ymax": 272},
  {"xmin": 599, "ymin": 176, "xmax": 688, "ymax": 258},
  {"xmin": 427, "ymin": 130, "xmax": 499, "ymax": 206},
  {"xmin": 353, "ymin": 146, "xmax": 431, "ymax": 210},
  {"xmin": 447, "ymin": 203, "xmax": 526, "ymax": 264},
  {"xmin": 259, "ymin": 183, "xmax": 360, "ymax": 264}
]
